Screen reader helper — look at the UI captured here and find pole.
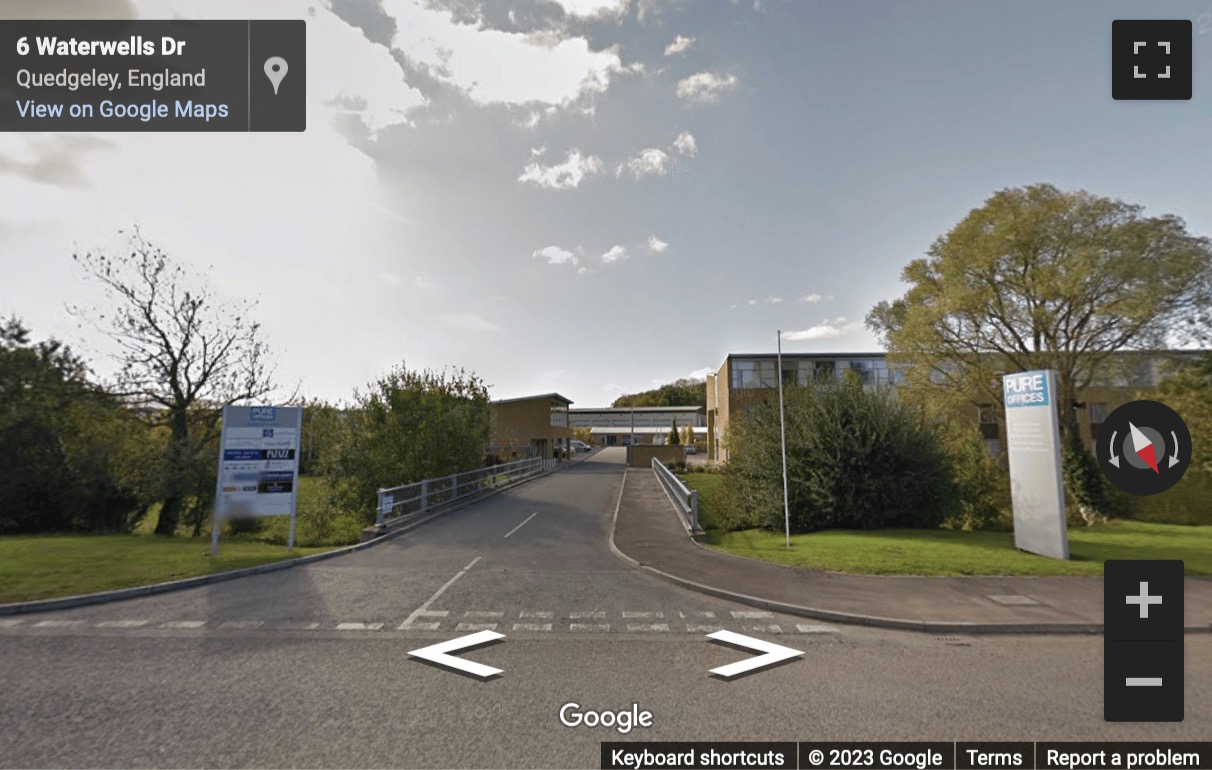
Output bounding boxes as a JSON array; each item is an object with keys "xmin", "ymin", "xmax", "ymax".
[
  {"xmin": 777, "ymin": 330, "xmax": 791, "ymax": 548},
  {"xmin": 630, "ymin": 405, "xmax": 635, "ymax": 465},
  {"xmin": 210, "ymin": 405, "xmax": 229, "ymax": 556}
]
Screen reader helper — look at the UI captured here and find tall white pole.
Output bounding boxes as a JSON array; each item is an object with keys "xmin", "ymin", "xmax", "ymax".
[{"xmin": 777, "ymin": 331, "xmax": 791, "ymax": 548}]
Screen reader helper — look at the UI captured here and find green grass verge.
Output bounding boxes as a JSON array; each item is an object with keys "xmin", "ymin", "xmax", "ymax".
[
  {"xmin": 0, "ymin": 533, "xmax": 335, "ymax": 604},
  {"xmin": 680, "ymin": 474, "xmax": 1212, "ymax": 576}
]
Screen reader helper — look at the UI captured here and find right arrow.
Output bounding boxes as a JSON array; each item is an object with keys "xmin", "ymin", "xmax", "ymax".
[
  {"xmin": 707, "ymin": 630, "xmax": 803, "ymax": 679},
  {"xmin": 408, "ymin": 630, "xmax": 504, "ymax": 678}
]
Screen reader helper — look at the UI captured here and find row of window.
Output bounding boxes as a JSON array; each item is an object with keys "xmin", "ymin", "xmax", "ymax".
[{"xmin": 730, "ymin": 358, "xmax": 903, "ymax": 389}]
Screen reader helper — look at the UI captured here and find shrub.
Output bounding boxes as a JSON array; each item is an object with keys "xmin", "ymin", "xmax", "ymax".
[{"xmin": 718, "ymin": 377, "xmax": 960, "ymax": 532}]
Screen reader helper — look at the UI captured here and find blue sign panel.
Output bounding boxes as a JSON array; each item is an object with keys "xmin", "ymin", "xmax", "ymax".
[{"xmin": 1003, "ymin": 370, "xmax": 1052, "ymax": 408}]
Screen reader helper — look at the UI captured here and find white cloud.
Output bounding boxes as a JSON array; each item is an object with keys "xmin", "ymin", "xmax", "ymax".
[
  {"xmin": 647, "ymin": 235, "xmax": 669, "ymax": 253},
  {"xmin": 518, "ymin": 148, "xmax": 604, "ymax": 189},
  {"xmin": 617, "ymin": 147, "xmax": 670, "ymax": 179},
  {"xmin": 554, "ymin": 0, "xmax": 630, "ymax": 18},
  {"xmin": 415, "ymin": 276, "xmax": 435, "ymax": 290},
  {"xmin": 672, "ymin": 131, "xmax": 698, "ymax": 157},
  {"xmin": 377, "ymin": 272, "xmax": 403, "ymax": 285},
  {"xmin": 441, "ymin": 313, "xmax": 500, "ymax": 332},
  {"xmin": 664, "ymin": 35, "xmax": 695, "ymax": 56},
  {"xmin": 529, "ymin": 145, "xmax": 547, "ymax": 157},
  {"xmin": 766, "ymin": 296, "xmax": 783, "ymax": 304},
  {"xmin": 533, "ymin": 245, "xmax": 579, "ymax": 265},
  {"xmin": 747, "ymin": 299, "xmax": 757, "ymax": 306},
  {"xmin": 602, "ymin": 245, "xmax": 629, "ymax": 263},
  {"xmin": 783, "ymin": 318, "xmax": 860, "ymax": 341},
  {"xmin": 687, "ymin": 366, "xmax": 714, "ymax": 379},
  {"xmin": 799, "ymin": 293, "xmax": 826, "ymax": 303},
  {"xmin": 676, "ymin": 71, "xmax": 740, "ymax": 105},
  {"xmin": 385, "ymin": 0, "xmax": 625, "ymax": 110},
  {"xmin": 577, "ymin": 266, "xmax": 597, "ymax": 275}
]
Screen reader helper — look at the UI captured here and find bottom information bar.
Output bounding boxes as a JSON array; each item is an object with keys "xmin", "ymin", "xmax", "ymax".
[{"xmin": 600, "ymin": 743, "xmax": 1212, "ymax": 770}]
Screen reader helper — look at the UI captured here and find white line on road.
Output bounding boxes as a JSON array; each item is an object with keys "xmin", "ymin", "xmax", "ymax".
[
  {"xmin": 399, "ymin": 556, "xmax": 481, "ymax": 630},
  {"xmin": 623, "ymin": 611, "xmax": 664, "ymax": 619},
  {"xmin": 160, "ymin": 620, "xmax": 206, "ymax": 629},
  {"xmin": 743, "ymin": 624, "xmax": 784, "ymax": 634},
  {"xmin": 570, "ymin": 611, "xmax": 606, "ymax": 619},
  {"xmin": 796, "ymin": 624, "xmax": 839, "ymax": 634},
  {"xmin": 626, "ymin": 623, "xmax": 671, "ymax": 632},
  {"xmin": 95, "ymin": 620, "xmax": 149, "ymax": 628},
  {"xmin": 33, "ymin": 620, "xmax": 85, "ymax": 628},
  {"xmin": 731, "ymin": 610, "xmax": 774, "ymax": 619},
  {"xmin": 336, "ymin": 622, "xmax": 384, "ymax": 631},
  {"xmin": 503, "ymin": 512, "xmax": 539, "ymax": 539},
  {"xmin": 463, "ymin": 611, "xmax": 504, "ymax": 618},
  {"xmin": 0, "ymin": 619, "xmax": 24, "ymax": 627},
  {"xmin": 520, "ymin": 611, "xmax": 554, "ymax": 619},
  {"xmin": 570, "ymin": 623, "xmax": 610, "ymax": 632},
  {"xmin": 512, "ymin": 623, "xmax": 553, "ymax": 632},
  {"xmin": 456, "ymin": 622, "xmax": 500, "ymax": 632}
]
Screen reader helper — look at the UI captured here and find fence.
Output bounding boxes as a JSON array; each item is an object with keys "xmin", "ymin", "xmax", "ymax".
[
  {"xmin": 651, "ymin": 456, "xmax": 700, "ymax": 534},
  {"xmin": 375, "ymin": 457, "xmax": 546, "ymax": 529}
]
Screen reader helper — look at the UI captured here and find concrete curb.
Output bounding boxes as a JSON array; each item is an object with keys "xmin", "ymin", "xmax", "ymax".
[
  {"xmin": 0, "ymin": 467, "xmax": 556, "ymax": 616},
  {"xmin": 606, "ymin": 472, "xmax": 1212, "ymax": 636}
]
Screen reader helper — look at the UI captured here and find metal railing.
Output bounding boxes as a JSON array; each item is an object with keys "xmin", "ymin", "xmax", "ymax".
[
  {"xmin": 651, "ymin": 456, "xmax": 700, "ymax": 533},
  {"xmin": 375, "ymin": 457, "xmax": 545, "ymax": 528}
]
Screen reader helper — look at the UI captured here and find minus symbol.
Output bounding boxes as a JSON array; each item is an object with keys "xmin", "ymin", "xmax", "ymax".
[{"xmin": 1125, "ymin": 677, "xmax": 1163, "ymax": 686}]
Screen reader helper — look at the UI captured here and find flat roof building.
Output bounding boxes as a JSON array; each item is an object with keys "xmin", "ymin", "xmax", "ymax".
[{"xmin": 490, "ymin": 393, "xmax": 573, "ymax": 460}]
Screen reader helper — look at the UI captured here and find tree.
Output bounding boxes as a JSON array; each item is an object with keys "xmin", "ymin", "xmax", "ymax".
[
  {"xmin": 0, "ymin": 317, "xmax": 157, "ymax": 532},
  {"xmin": 324, "ymin": 365, "xmax": 492, "ymax": 521},
  {"xmin": 682, "ymin": 424, "xmax": 695, "ymax": 446},
  {"xmin": 867, "ymin": 184, "xmax": 1212, "ymax": 522},
  {"xmin": 1155, "ymin": 352, "xmax": 1212, "ymax": 475},
  {"xmin": 668, "ymin": 417, "xmax": 680, "ymax": 445},
  {"xmin": 71, "ymin": 229, "xmax": 278, "ymax": 535},
  {"xmin": 613, "ymin": 378, "xmax": 706, "ymax": 408}
]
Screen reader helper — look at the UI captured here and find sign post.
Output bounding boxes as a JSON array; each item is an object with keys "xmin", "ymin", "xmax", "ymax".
[
  {"xmin": 1002, "ymin": 370, "xmax": 1069, "ymax": 560},
  {"xmin": 211, "ymin": 405, "xmax": 304, "ymax": 555}
]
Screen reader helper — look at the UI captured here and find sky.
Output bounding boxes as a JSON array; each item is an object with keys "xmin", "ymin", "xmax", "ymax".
[{"xmin": 3, "ymin": 0, "xmax": 1212, "ymax": 407}]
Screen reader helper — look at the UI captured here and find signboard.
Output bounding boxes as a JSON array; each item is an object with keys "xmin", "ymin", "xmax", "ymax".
[
  {"xmin": 211, "ymin": 405, "xmax": 303, "ymax": 553},
  {"xmin": 1002, "ymin": 370, "xmax": 1068, "ymax": 560}
]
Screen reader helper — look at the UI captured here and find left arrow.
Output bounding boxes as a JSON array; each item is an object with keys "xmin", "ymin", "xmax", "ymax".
[
  {"xmin": 707, "ymin": 630, "xmax": 803, "ymax": 679},
  {"xmin": 408, "ymin": 630, "xmax": 505, "ymax": 678}
]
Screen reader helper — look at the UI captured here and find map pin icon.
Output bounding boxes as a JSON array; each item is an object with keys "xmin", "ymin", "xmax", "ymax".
[{"xmin": 264, "ymin": 56, "xmax": 288, "ymax": 95}]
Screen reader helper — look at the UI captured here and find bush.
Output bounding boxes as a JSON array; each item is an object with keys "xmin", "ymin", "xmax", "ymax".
[{"xmin": 718, "ymin": 376, "xmax": 960, "ymax": 532}]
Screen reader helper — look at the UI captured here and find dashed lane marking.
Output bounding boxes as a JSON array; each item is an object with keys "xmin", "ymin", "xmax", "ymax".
[
  {"xmin": 95, "ymin": 620, "xmax": 149, "ymax": 628},
  {"xmin": 160, "ymin": 620, "xmax": 206, "ymax": 629},
  {"xmin": 796, "ymin": 624, "xmax": 840, "ymax": 634},
  {"xmin": 626, "ymin": 623, "xmax": 671, "ymax": 633},
  {"xmin": 512, "ymin": 623, "xmax": 553, "ymax": 632},
  {"xmin": 570, "ymin": 623, "xmax": 611, "ymax": 632},
  {"xmin": 455, "ymin": 622, "xmax": 499, "ymax": 632},
  {"xmin": 336, "ymin": 622, "xmax": 384, "ymax": 631}
]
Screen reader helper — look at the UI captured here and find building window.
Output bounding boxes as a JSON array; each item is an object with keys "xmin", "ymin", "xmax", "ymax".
[
  {"xmin": 814, "ymin": 360, "xmax": 836, "ymax": 382},
  {"xmin": 1088, "ymin": 402, "xmax": 1109, "ymax": 424},
  {"xmin": 550, "ymin": 404, "xmax": 568, "ymax": 428},
  {"xmin": 850, "ymin": 360, "xmax": 873, "ymax": 385}
]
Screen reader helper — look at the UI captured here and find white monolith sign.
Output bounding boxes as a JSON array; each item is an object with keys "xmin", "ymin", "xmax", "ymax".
[
  {"xmin": 1002, "ymin": 370, "xmax": 1069, "ymax": 560},
  {"xmin": 210, "ymin": 405, "xmax": 303, "ymax": 554}
]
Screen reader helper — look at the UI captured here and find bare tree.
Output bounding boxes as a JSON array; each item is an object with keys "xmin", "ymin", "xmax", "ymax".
[{"xmin": 71, "ymin": 228, "xmax": 278, "ymax": 535}]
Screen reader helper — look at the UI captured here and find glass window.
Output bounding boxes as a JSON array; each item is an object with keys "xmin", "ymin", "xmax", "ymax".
[
  {"xmin": 757, "ymin": 360, "xmax": 777, "ymax": 388},
  {"xmin": 850, "ymin": 360, "xmax": 873, "ymax": 385},
  {"xmin": 550, "ymin": 404, "xmax": 568, "ymax": 427},
  {"xmin": 814, "ymin": 360, "xmax": 836, "ymax": 382}
]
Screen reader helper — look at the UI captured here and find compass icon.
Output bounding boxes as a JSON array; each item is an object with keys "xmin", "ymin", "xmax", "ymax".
[{"xmin": 1096, "ymin": 400, "xmax": 1192, "ymax": 495}]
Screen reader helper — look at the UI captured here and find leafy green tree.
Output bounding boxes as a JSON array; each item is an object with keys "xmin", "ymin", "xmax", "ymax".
[
  {"xmin": 1155, "ymin": 352, "xmax": 1212, "ymax": 475},
  {"xmin": 613, "ymin": 378, "xmax": 706, "ymax": 408},
  {"xmin": 0, "ymin": 318, "xmax": 157, "ymax": 532},
  {"xmin": 867, "ymin": 184, "xmax": 1212, "ymax": 523},
  {"xmin": 719, "ymin": 377, "xmax": 959, "ymax": 533},
  {"xmin": 71, "ymin": 229, "xmax": 278, "ymax": 535},
  {"xmin": 668, "ymin": 417, "xmax": 680, "ymax": 445},
  {"xmin": 324, "ymin": 365, "xmax": 492, "ymax": 521},
  {"xmin": 682, "ymin": 424, "xmax": 695, "ymax": 446}
]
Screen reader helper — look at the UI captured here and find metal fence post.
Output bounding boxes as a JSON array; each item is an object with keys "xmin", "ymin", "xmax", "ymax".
[
  {"xmin": 450, "ymin": 473, "xmax": 458, "ymax": 502},
  {"xmin": 690, "ymin": 489, "xmax": 699, "ymax": 531},
  {"xmin": 421, "ymin": 478, "xmax": 428, "ymax": 512},
  {"xmin": 375, "ymin": 489, "xmax": 387, "ymax": 528}
]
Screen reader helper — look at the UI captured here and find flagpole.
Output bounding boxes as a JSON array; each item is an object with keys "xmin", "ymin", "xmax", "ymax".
[{"xmin": 777, "ymin": 330, "xmax": 791, "ymax": 548}]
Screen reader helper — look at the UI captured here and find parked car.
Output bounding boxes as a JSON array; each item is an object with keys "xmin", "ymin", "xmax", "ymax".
[
  {"xmin": 570, "ymin": 440, "xmax": 592, "ymax": 453},
  {"xmin": 684, "ymin": 444, "xmax": 698, "ymax": 454}
]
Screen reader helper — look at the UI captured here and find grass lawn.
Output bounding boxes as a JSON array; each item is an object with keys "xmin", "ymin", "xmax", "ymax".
[
  {"xmin": 0, "ymin": 533, "xmax": 335, "ymax": 604},
  {"xmin": 680, "ymin": 473, "xmax": 1212, "ymax": 576}
]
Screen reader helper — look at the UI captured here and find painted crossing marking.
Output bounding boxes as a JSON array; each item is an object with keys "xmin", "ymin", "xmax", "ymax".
[
  {"xmin": 403, "ymin": 622, "xmax": 442, "ymax": 631},
  {"xmin": 570, "ymin": 623, "xmax": 611, "ymax": 632},
  {"xmin": 519, "ymin": 611, "xmax": 554, "ymax": 619},
  {"xmin": 796, "ymin": 624, "xmax": 839, "ymax": 634},
  {"xmin": 463, "ymin": 611, "xmax": 504, "ymax": 619},
  {"xmin": 512, "ymin": 623, "xmax": 553, "ymax": 632},
  {"xmin": 455, "ymin": 622, "xmax": 499, "ymax": 632},
  {"xmin": 336, "ymin": 622, "xmax": 384, "ymax": 631},
  {"xmin": 160, "ymin": 620, "xmax": 206, "ymax": 629},
  {"xmin": 730, "ymin": 610, "xmax": 774, "ymax": 619},
  {"xmin": 33, "ymin": 620, "xmax": 85, "ymax": 628},
  {"xmin": 219, "ymin": 620, "xmax": 263, "ymax": 629},
  {"xmin": 622, "ymin": 611, "xmax": 664, "ymax": 619},
  {"xmin": 399, "ymin": 556, "xmax": 481, "ymax": 630},
  {"xmin": 95, "ymin": 620, "xmax": 149, "ymax": 628},
  {"xmin": 680, "ymin": 611, "xmax": 716, "ymax": 619},
  {"xmin": 0, "ymin": 619, "xmax": 25, "ymax": 627},
  {"xmin": 626, "ymin": 623, "xmax": 671, "ymax": 633},
  {"xmin": 687, "ymin": 624, "xmax": 725, "ymax": 633},
  {"xmin": 743, "ymin": 624, "xmax": 784, "ymax": 634},
  {"xmin": 570, "ymin": 611, "xmax": 606, "ymax": 619}
]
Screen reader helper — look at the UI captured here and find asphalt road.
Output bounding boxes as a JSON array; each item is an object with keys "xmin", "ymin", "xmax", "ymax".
[{"xmin": 1, "ymin": 449, "xmax": 1209, "ymax": 769}]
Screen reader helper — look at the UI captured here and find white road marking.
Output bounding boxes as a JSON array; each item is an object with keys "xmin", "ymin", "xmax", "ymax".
[
  {"xmin": 463, "ymin": 611, "xmax": 504, "ymax": 618},
  {"xmin": 33, "ymin": 620, "xmax": 85, "ymax": 628},
  {"xmin": 744, "ymin": 624, "xmax": 784, "ymax": 634},
  {"xmin": 623, "ymin": 611, "xmax": 664, "ymax": 619},
  {"xmin": 160, "ymin": 620, "xmax": 206, "ymax": 629},
  {"xmin": 520, "ymin": 611, "xmax": 554, "ymax": 619},
  {"xmin": 0, "ymin": 619, "xmax": 24, "ymax": 627},
  {"xmin": 96, "ymin": 620, "xmax": 149, "ymax": 628},
  {"xmin": 503, "ymin": 512, "xmax": 539, "ymax": 539},
  {"xmin": 796, "ymin": 624, "xmax": 839, "ymax": 634},
  {"xmin": 570, "ymin": 611, "xmax": 606, "ymax": 619},
  {"xmin": 730, "ymin": 610, "xmax": 774, "ymax": 619},
  {"xmin": 415, "ymin": 610, "xmax": 448, "ymax": 618},
  {"xmin": 336, "ymin": 622, "xmax": 383, "ymax": 631},
  {"xmin": 626, "ymin": 623, "xmax": 671, "ymax": 632},
  {"xmin": 219, "ymin": 620, "xmax": 263, "ymax": 629},
  {"xmin": 680, "ymin": 611, "xmax": 716, "ymax": 619},
  {"xmin": 687, "ymin": 624, "xmax": 724, "ymax": 633},
  {"xmin": 512, "ymin": 623, "xmax": 553, "ymax": 632},
  {"xmin": 570, "ymin": 623, "xmax": 610, "ymax": 632},
  {"xmin": 455, "ymin": 622, "xmax": 499, "ymax": 632},
  {"xmin": 402, "ymin": 622, "xmax": 441, "ymax": 631},
  {"xmin": 398, "ymin": 556, "xmax": 481, "ymax": 630}
]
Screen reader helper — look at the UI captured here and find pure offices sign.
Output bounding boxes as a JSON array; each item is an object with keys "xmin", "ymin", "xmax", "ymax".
[
  {"xmin": 210, "ymin": 405, "xmax": 303, "ymax": 553},
  {"xmin": 1002, "ymin": 370, "xmax": 1069, "ymax": 560}
]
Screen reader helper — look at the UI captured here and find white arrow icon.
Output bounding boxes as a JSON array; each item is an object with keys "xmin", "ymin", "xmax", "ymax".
[
  {"xmin": 707, "ymin": 630, "xmax": 803, "ymax": 678},
  {"xmin": 408, "ymin": 630, "xmax": 504, "ymax": 678},
  {"xmin": 1169, "ymin": 431, "xmax": 1182, "ymax": 468},
  {"xmin": 1109, "ymin": 430, "xmax": 1120, "ymax": 468}
]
